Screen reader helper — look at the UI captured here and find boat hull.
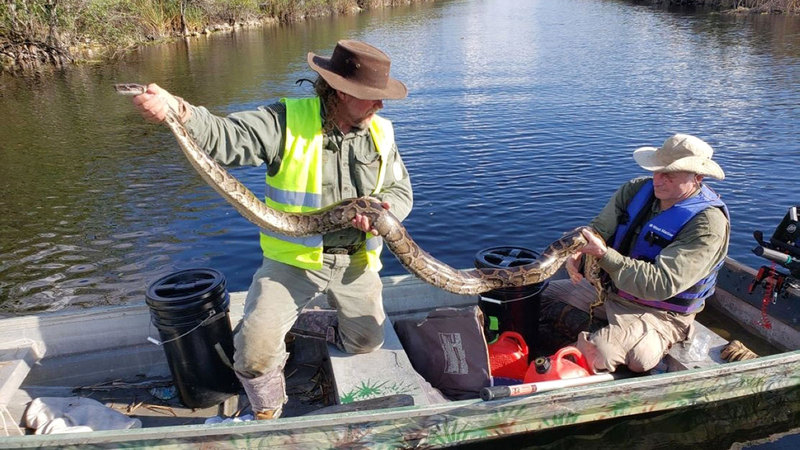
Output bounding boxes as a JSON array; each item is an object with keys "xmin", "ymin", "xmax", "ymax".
[{"xmin": 1, "ymin": 258, "xmax": 799, "ymax": 448}]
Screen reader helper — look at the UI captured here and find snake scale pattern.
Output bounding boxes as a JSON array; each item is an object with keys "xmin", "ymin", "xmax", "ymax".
[{"xmin": 114, "ymin": 83, "xmax": 602, "ymax": 296}]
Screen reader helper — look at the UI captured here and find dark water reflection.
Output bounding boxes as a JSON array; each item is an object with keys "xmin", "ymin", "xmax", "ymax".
[
  {"xmin": 1, "ymin": 0, "xmax": 799, "ymax": 320},
  {"xmin": 461, "ymin": 384, "xmax": 800, "ymax": 449}
]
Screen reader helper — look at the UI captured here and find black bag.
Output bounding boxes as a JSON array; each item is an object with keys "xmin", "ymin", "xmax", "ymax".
[{"xmin": 394, "ymin": 306, "xmax": 491, "ymax": 400}]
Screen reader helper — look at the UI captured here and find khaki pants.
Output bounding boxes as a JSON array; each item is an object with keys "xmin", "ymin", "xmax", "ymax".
[
  {"xmin": 233, "ymin": 253, "xmax": 386, "ymax": 378},
  {"xmin": 539, "ymin": 280, "xmax": 695, "ymax": 373}
]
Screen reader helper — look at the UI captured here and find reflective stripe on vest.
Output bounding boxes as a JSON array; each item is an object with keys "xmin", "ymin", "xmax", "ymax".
[
  {"xmin": 363, "ymin": 114, "xmax": 392, "ymax": 270},
  {"xmin": 611, "ymin": 179, "xmax": 730, "ymax": 313},
  {"xmin": 259, "ymin": 97, "xmax": 392, "ymax": 271}
]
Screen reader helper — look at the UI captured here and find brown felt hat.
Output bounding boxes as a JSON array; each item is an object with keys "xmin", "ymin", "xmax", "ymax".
[{"xmin": 307, "ymin": 40, "xmax": 408, "ymax": 100}]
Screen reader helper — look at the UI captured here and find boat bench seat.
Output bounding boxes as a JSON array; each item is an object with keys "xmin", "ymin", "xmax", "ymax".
[
  {"xmin": 0, "ymin": 342, "xmax": 42, "ymax": 407},
  {"xmin": 546, "ymin": 279, "xmax": 726, "ymax": 371},
  {"xmin": 327, "ymin": 316, "xmax": 447, "ymax": 406},
  {"xmin": 664, "ymin": 321, "xmax": 727, "ymax": 370},
  {"xmin": 0, "ymin": 341, "xmax": 42, "ymax": 434}
]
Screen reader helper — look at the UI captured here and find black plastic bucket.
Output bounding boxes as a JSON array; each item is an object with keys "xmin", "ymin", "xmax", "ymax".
[
  {"xmin": 146, "ymin": 268, "xmax": 240, "ymax": 408},
  {"xmin": 475, "ymin": 246, "xmax": 549, "ymax": 357}
]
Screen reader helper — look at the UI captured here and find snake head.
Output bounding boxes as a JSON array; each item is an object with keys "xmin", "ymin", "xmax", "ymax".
[{"xmin": 113, "ymin": 83, "xmax": 147, "ymax": 95}]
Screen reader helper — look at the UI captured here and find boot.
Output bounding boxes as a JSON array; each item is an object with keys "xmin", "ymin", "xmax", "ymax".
[
  {"xmin": 720, "ymin": 340, "xmax": 759, "ymax": 362},
  {"xmin": 236, "ymin": 367, "xmax": 287, "ymax": 420}
]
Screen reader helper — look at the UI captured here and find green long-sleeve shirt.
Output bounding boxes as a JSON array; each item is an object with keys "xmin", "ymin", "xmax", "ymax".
[
  {"xmin": 183, "ymin": 100, "xmax": 414, "ymax": 248},
  {"xmin": 590, "ymin": 177, "xmax": 729, "ymax": 303}
]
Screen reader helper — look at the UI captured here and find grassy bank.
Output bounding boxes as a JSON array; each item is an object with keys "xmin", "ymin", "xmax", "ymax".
[
  {"xmin": 645, "ymin": 0, "xmax": 800, "ymax": 14},
  {"xmin": 0, "ymin": 0, "xmax": 429, "ymax": 74},
  {"xmin": 3, "ymin": 0, "xmax": 797, "ymax": 74}
]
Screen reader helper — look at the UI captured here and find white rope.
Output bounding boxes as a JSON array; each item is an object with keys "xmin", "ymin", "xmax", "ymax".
[{"xmin": 147, "ymin": 309, "xmax": 223, "ymax": 346}]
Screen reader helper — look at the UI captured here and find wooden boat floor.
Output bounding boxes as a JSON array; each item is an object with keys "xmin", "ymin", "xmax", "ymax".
[{"xmin": 6, "ymin": 337, "xmax": 332, "ymax": 431}]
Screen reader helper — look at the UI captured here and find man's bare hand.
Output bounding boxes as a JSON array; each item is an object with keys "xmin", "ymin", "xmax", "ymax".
[
  {"xmin": 131, "ymin": 83, "xmax": 182, "ymax": 124},
  {"xmin": 566, "ymin": 228, "xmax": 606, "ymax": 285},
  {"xmin": 352, "ymin": 201, "xmax": 390, "ymax": 235},
  {"xmin": 566, "ymin": 253, "xmax": 583, "ymax": 284},
  {"xmin": 578, "ymin": 227, "xmax": 607, "ymax": 258}
]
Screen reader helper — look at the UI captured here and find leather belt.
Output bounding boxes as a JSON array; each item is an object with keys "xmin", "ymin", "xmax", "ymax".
[{"xmin": 323, "ymin": 244, "xmax": 362, "ymax": 255}]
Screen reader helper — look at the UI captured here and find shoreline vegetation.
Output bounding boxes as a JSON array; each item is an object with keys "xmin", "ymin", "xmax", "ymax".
[
  {"xmin": 0, "ymin": 0, "xmax": 432, "ymax": 74},
  {"xmin": 1, "ymin": 0, "xmax": 799, "ymax": 75}
]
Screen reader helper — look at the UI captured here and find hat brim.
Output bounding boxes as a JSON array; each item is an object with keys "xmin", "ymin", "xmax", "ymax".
[
  {"xmin": 633, "ymin": 146, "xmax": 725, "ymax": 180},
  {"xmin": 307, "ymin": 53, "xmax": 408, "ymax": 100}
]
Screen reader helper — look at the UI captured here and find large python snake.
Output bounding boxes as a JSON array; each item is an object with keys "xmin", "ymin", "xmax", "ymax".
[{"xmin": 114, "ymin": 83, "xmax": 603, "ymax": 297}]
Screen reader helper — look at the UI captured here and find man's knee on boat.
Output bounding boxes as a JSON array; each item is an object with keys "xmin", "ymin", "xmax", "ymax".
[
  {"xmin": 338, "ymin": 317, "xmax": 385, "ymax": 353},
  {"xmin": 233, "ymin": 342, "xmax": 288, "ymax": 378},
  {"xmin": 625, "ymin": 329, "xmax": 666, "ymax": 372}
]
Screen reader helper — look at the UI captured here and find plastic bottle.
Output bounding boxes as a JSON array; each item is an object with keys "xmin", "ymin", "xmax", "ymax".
[{"xmin": 685, "ymin": 332, "xmax": 711, "ymax": 362}]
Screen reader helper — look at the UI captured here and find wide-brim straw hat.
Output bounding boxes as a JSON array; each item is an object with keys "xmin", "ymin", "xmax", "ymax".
[
  {"xmin": 633, "ymin": 133, "xmax": 725, "ymax": 180},
  {"xmin": 307, "ymin": 40, "xmax": 408, "ymax": 100}
]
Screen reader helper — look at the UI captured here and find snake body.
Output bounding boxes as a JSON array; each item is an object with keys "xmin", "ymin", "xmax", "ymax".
[{"xmin": 114, "ymin": 83, "xmax": 601, "ymax": 296}]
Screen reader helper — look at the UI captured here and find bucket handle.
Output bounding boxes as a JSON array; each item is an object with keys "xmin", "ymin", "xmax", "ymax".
[
  {"xmin": 147, "ymin": 309, "xmax": 226, "ymax": 346},
  {"xmin": 214, "ymin": 343, "xmax": 235, "ymax": 370}
]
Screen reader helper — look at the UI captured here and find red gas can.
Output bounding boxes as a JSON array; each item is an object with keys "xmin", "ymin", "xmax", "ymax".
[
  {"xmin": 523, "ymin": 346, "xmax": 591, "ymax": 383},
  {"xmin": 488, "ymin": 331, "xmax": 529, "ymax": 381}
]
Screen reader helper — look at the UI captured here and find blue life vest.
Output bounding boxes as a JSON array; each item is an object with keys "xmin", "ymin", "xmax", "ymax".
[{"xmin": 610, "ymin": 180, "xmax": 729, "ymax": 314}]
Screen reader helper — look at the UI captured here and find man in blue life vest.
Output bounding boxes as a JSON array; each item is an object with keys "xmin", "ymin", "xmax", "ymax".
[
  {"xmin": 541, "ymin": 134, "xmax": 729, "ymax": 373},
  {"xmin": 127, "ymin": 40, "xmax": 413, "ymax": 419}
]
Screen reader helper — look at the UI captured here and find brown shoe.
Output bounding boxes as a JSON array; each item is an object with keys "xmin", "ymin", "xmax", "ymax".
[
  {"xmin": 254, "ymin": 407, "xmax": 282, "ymax": 420},
  {"xmin": 720, "ymin": 340, "xmax": 759, "ymax": 362}
]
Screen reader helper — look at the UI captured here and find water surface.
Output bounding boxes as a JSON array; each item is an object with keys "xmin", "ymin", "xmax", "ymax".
[
  {"xmin": 1, "ymin": 0, "xmax": 798, "ymax": 315},
  {"xmin": 2, "ymin": 0, "xmax": 800, "ymax": 447}
]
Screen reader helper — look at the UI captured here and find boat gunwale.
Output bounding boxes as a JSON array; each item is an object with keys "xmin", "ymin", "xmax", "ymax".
[{"xmin": 3, "ymin": 349, "xmax": 799, "ymax": 447}]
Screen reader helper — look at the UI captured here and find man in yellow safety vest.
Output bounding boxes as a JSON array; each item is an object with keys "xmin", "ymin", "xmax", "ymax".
[{"xmin": 128, "ymin": 40, "xmax": 413, "ymax": 419}]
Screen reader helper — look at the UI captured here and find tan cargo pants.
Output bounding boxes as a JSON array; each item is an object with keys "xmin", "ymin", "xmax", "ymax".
[
  {"xmin": 539, "ymin": 280, "xmax": 695, "ymax": 373},
  {"xmin": 232, "ymin": 253, "xmax": 385, "ymax": 413}
]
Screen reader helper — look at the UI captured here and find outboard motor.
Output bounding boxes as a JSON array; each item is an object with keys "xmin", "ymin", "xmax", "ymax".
[{"xmin": 750, "ymin": 206, "xmax": 800, "ymax": 300}]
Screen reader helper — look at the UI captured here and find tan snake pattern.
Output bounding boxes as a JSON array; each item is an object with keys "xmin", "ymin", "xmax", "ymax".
[{"xmin": 114, "ymin": 83, "xmax": 603, "ymax": 296}]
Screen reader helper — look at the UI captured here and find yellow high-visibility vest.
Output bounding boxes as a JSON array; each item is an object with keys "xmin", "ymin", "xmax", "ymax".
[{"xmin": 259, "ymin": 97, "xmax": 392, "ymax": 271}]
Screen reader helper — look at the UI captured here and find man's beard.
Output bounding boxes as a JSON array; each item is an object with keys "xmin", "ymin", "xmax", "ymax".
[{"xmin": 353, "ymin": 111, "xmax": 378, "ymax": 130}]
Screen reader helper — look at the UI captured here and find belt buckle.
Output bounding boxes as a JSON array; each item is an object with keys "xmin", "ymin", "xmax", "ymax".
[
  {"xmin": 324, "ymin": 243, "xmax": 362, "ymax": 255},
  {"xmin": 324, "ymin": 247, "xmax": 350, "ymax": 255}
]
